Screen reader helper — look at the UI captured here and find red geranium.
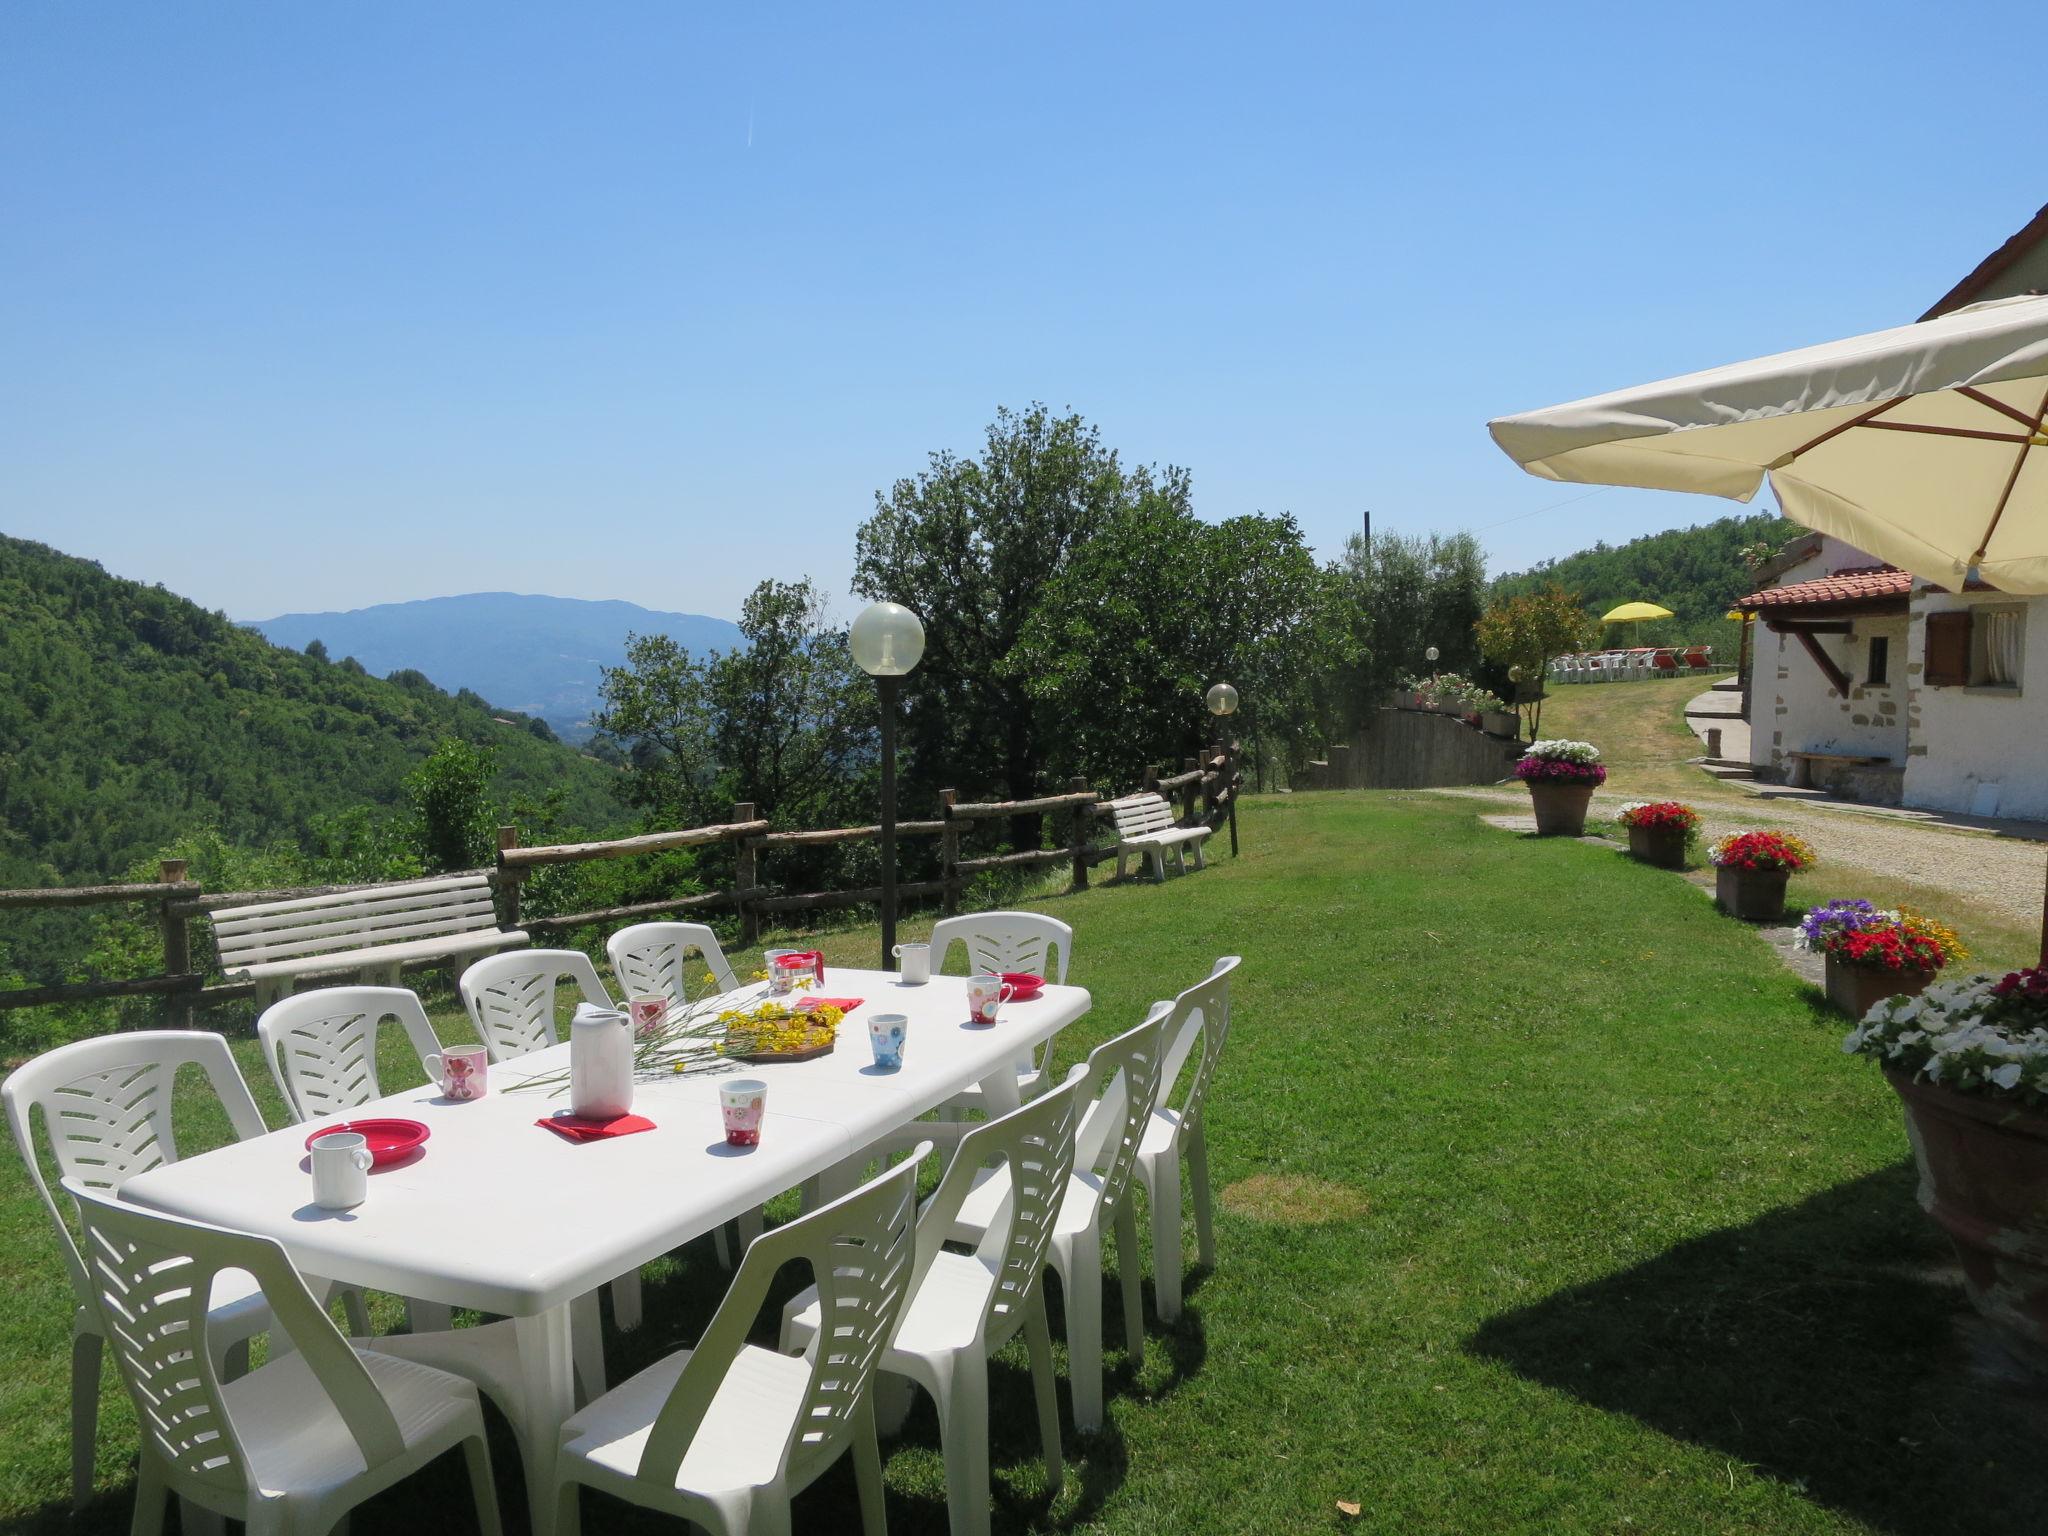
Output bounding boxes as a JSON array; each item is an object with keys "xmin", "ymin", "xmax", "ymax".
[{"xmin": 1617, "ymin": 801, "xmax": 1701, "ymax": 834}]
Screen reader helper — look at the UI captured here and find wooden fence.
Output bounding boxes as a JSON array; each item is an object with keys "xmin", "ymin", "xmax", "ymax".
[
  {"xmin": 0, "ymin": 744, "xmax": 1241, "ymax": 1024},
  {"xmin": 1297, "ymin": 708, "xmax": 1524, "ymax": 791}
]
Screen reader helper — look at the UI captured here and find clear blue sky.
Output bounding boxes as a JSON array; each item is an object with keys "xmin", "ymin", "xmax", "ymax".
[{"xmin": 1, "ymin": 2, "xmax": 2037, "ymax": 622}]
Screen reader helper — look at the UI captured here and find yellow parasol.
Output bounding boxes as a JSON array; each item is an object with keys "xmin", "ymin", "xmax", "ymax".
[{"xmin": 1600, "ymin": 601, "xmax": 1675, "ymax": 624}]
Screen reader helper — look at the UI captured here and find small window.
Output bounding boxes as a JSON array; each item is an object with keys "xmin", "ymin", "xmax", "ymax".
[
  {"xmin": 1971, "ymin": 606, "xmax": 2025, "ymax": 688},
  {"xmin": 1866, "ymin": 635, "xmax": 1889, "ymax": 686}
]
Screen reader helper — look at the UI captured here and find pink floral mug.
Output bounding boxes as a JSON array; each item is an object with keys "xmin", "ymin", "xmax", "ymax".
[
  {"xmin": 425, "ymin": 1045, "xmax": 489, "ymax": 1101},
  {"xmin": 720, "ymin": 1079, "xmax": 767, "ymax": 1147}
]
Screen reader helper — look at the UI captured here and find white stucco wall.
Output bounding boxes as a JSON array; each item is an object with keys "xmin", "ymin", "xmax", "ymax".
[
  {"xmin": 1747, "ymin": 543, "xmax": 1911, "ymax": 777},
  {"xmin": 1753, "ymin": 613, "xmax": 1911, "ymax": 774},
  {"xmin": 1902, "ymin": 589, "xmax": 2048, "ymax": 820}
]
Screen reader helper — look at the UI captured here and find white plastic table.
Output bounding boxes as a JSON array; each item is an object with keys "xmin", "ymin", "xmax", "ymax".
[{"xmin": 121, "ymin": 969, "xmax": 1088, "ymax": 1536}]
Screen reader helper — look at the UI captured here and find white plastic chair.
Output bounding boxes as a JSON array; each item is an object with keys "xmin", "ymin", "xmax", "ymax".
[
  {"xmin": 608, "ymin": 922, "xmax": 761, "ymax": 1268},
  {"xmin": 1135, "ymin": 957, "xmax": 1239, "ymax": 1324},
  {"xmin": 254, "ymin": 986, "xmax": 443, "ymax": 1125},
  {"xmin": 945, "ymin": 1003, "xmax": 1170, "ymax": 1433},
  {"xmin": 607, "ymin": 921, "xmax": 739, "ymax": 1005},
  {"xmin": 550, "ymin": 1149, "xmax": 924, "ymax": 1536},
  {"xmin": 257, "ymin": 987, "xmax": 475, "ymax": 1340},
  {"xmin": 931, "ymin": 912, "xmax": 1075, "ymax": 1115},
  {"xmin": 460, "ymin": 949, "xmax": 649, "ymax": 1330},
  {"xmin": 3, "ymin": 1031, "xmax": 275, "ymax": 1509},
  {"xmin": 780, "ymin": 1071, "xmax": 1088, "ymax": 1536},
  {"xmin": 459, "ymin": 948, "xmax": 612, "ymax": 1063},
  {"xmin": 69, "ymin": 1187, "xmax": 503, "ymax": 1536}
]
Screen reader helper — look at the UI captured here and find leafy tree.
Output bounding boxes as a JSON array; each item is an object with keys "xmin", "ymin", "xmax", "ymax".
[
  {"xmin": 853, "ymin": 405, "xmax": 1165, "ymax": 833},
  {"xmin": 1475, "ymin": 584, "xmax": 1596, "ymax": 737},
  {"xmin": 1328, "ymin": 530, "xmax": 1489, "ymax": 721},
  {"xmin": 304, "ymin": 638, "xmax": 329, "ymax": 662},
  {"xmin": 404, "ymin": 739, "xmax": 500, "ymax": 873},
  {"xmin": 705, "ymin": 579, "xmax": 875, "ymax": 829},
  {"xmin": 592, "ymin": 635, "xmax": 715, "ymax": 828},
  {"xmin": 594, "ymin": 578, "xmax": 879, "ymax": 893},
  {"xmin": 1017, "ymin": 503, "xmax": 1352, "ymax": 788}
]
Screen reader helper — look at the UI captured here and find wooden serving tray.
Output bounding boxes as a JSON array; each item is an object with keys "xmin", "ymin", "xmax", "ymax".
[{"xmin": 724, "ymin": 1029, "xmax": 837, "ymax": 1065}]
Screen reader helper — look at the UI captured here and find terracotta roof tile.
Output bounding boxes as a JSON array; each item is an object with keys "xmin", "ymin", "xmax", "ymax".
[{"xmin": 1735, "ymin": 565, "xmax": 1913, "ymax": 610}]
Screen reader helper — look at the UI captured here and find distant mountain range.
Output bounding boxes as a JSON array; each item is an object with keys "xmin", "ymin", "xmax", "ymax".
[{"xmin": 244, "ymin": 593, "xmax": 744, "ymax": 740}]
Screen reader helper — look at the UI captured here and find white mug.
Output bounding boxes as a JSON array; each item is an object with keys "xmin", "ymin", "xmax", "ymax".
[
  {"xmin": 966, "ymin": 973, "xmax": 1015, "ymax": 1026},
  {"xmin": 425, "ymin": 1045, "xmax": 489, "ymax": 1101},
  {"xmin": 892, "ymin": 942, "xmax": 931, "ymax": 985},
  {"xmin": 310, "ymin": 1131, "xmax": 374, "ymax": 1210}
]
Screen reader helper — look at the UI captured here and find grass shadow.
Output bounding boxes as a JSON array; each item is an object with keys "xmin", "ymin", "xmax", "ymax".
[{"xmin": 1467, "ymin": 1162, "xmax": 2048, "ymax": 1536}]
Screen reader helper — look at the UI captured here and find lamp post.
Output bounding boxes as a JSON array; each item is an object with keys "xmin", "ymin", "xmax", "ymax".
[
  {"xmin": 1425, "ymin": 644, "xmax": 1440, "ymax": 680},
  {"xmin": 1205, "ymin": 682, "xmax": 1239, "ymax": 857},
  {"xmin": 851, "ymin": 601, "xmax": 926, "ymax": 969}
]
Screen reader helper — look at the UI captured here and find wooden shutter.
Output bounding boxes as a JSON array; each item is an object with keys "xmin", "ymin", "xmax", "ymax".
[{"xmin": 1924, "ymin": 610, "xmax": 1971, "ymax": 687}]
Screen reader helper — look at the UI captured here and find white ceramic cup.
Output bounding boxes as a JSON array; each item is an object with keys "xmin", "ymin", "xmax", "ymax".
[
  {"xmin": 868, "ymin": 1013, "xmax": 908, "ymax": 1069},
  {"xmin": 892, "ymin": 942, "xmax": 931, "ymax": 985},
  {"xmin": 310, "ymin": 1131, "xmax": 374, "ymax": 1210},
  {"xmin": 966, "ymin": 973, "xmax": 1015, "ymax": 1026},
  {"xmin": 425, "ymin": 1044, "xmax": 489, "ymax": 1101}
]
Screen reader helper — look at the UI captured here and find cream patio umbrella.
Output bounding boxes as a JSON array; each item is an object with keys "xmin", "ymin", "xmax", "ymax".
[
  {"xmin": 1489, "ymin": 292, "xmax": 2048, "ymax": 593},
  {"xmin": 1489, "ymin": 291, "xmax": 2048, "ymax": 959}
]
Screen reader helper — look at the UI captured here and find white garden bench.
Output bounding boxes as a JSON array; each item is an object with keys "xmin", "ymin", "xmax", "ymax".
[
  {"xmin": 1109, "ymin": 792, "xmax": 1213, "ymax": 882},
  {"xmin": 212, "ymin": 873, "xmax": 528, "ymax": 1008}
]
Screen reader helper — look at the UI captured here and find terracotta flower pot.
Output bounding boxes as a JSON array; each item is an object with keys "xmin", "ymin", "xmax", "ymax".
[
  {"xmin": 1887, "ymin": 1069, "xmax": 2048, "ymax": 1368},
  {"xmin": 1527, "ymin": 780, "xmax": 1595, "ymax": 836},
  {"xmin": 1825, "ymin": 955, "xmax": 1936, "ymax": 1020},
  {"xmin": 1627, "ymin": 823, "xmax": 1688, "ymax": 869},
  {"xmin": 1715, "ymin": 864, "xmax": 1789, "ymax": 922}
]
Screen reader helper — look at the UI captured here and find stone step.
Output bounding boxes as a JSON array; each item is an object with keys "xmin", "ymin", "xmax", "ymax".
[
  {"xmin": 1684, "ymin": 702, "xmax": 1746, "ymax": 719},
  {"xmin": 1710, "ymin": 676, "xmax": 1744, "ymax": 693},
  {"xmin": 1699, "ymin": 763, "xmax": 1758, "ymax": 781}
]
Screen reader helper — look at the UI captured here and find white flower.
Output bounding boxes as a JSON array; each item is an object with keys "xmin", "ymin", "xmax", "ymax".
[{"xmin": 1992, "ymin": 1063, "xmax": 2024, "ymax": 1089}]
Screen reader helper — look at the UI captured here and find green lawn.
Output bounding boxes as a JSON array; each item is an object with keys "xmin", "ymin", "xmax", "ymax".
[{"xmin": 5, "ymin": 790, "xmax": 2042, "ymax": 1535}]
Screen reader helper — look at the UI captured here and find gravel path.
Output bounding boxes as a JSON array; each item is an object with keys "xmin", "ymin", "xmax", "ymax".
[{"xmin": 1438, "ymin": 784, "xmax": 2047, "ymax": 927}]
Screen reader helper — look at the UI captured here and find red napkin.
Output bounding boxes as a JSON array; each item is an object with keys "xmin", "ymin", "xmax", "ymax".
[
  {"xmin": 800, "ymin": 996, "xmax": 863, "ymax": 1016},
  {"xmin": 537, "ymin": 1113, "xmax": 656, "ymax": 1143}
]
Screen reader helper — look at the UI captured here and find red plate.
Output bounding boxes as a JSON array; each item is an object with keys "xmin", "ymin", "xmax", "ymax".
[
  {"xmin": 305, "ymin": 1118, "xmax": 431, "ymax": 1167},
  {"xmin": 1001, "ymin": 971, "xmax": 1046, "ymax": 1000}
]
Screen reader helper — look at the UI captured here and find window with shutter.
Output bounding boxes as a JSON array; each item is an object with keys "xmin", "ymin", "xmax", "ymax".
[{"xmin": 1923, "ymin": 611, "xmax": 1972, "ymax": 687}]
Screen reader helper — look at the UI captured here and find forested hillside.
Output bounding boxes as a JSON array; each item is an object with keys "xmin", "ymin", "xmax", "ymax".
[
  {"xmin": 1490, "ymin": 511, "xmax": 1798, "ymax": 653},
  {"xmin": 0, "ymin": 535, "xmax": 625, "ymax": 892}
]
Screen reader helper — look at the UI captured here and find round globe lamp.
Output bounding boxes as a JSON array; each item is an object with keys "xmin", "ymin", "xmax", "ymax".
[
  {"xmin": 851, "ymin": 602, "xmax": 925, "ymax": 967},
  {"xmin": 1204, "ymin": 683, "xmax": 1241, "ymax": 856}
]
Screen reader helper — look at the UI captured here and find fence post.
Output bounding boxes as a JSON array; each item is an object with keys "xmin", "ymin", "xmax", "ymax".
[
  {"xmin": 1179, "ymin": 757, "xmax": 1200, "ymax": 824},
  {"xmin": 1203, "ymin": 744, "xmax": 1221, "ymax": 824},
  {"xmin": 732, "ymin": 802, "xmax": 759, "ymax": 946},
  {"xmin": 495, "ymin": 826, "xmax": 523, "ymax": 931},
  {"xmin": 939, "ymin": 789, "xmax": 960, "ymax": 916},
  {"xmin": 1068, "ymin": 776, "xmax": 1091, "ymax": 891},
  {"xmin": 1144, "ymin": 762, "xmax": 1161, "ymax": 797},
  {"xmin": 158, "ymin": 858, "xmax": 194, "ymax": 1029}
]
